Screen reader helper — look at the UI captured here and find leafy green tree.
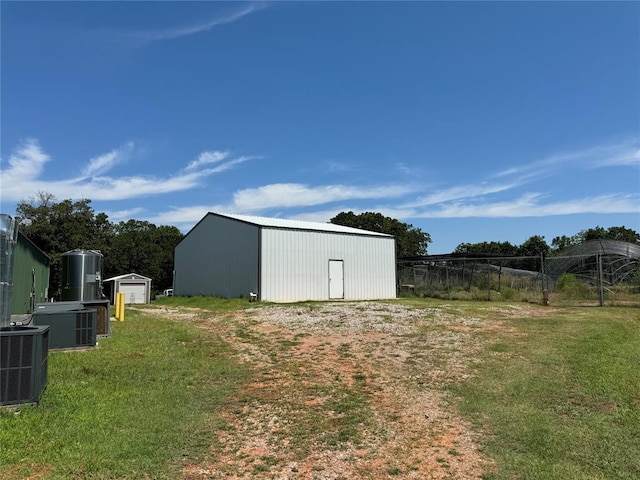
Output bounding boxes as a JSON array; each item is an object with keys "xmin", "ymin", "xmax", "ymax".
[
  {"xmin": 552, "ymin": 225, "xmax": 640, "ymax": 252},
  {"xmin": 551, "ymin": 234, "xmax": 576, "ymax": 251},
  {"xmin": 330, "ymin": 211, "xmax": 431, "ymax": 257},
  {"xmin": 517, "ymin": 235, "xmax": 550, "ymax": 257},
  {"xmin": 580, "ymin": 226, "xmax": 609, "ymax": 243},
  {"xmin": 591, "ymin": 226, "xmax": 640, "ymax": 244},
  {"xmin": 453, "ymin": 236, "xmax": 550, "ymax": 271},
  {"xmin": 16, "ymin": 193, "xmax": 113, "ymax": 298},
  {"xmin": 153, "ymin": 225, "xmax": 183, "ymax": 291},
  {"xmin": 516, "ymin": 235, "xmax": 550, "ymax": 271},
  {"xmin": 105, "ymin": 220, "xmax": 183, "ymax": 293},
  {"xmin": 453, "ymin": 241, "xmax": 517, "ymax": 256}
]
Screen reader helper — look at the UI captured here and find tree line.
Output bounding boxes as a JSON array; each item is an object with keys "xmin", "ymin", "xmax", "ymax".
[
  {"xmin": 12, "ymin": 195, "xmax": 639, "ymax": 297},
  {"xmin": 15, "ymin": 193, "xmax": 182, "ymax": 299},
  {"xmin": 454, "ymin": 226, "xmax": 640, "ymax": 257}
]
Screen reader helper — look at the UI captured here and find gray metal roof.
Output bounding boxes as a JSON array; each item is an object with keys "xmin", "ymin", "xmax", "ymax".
[{"xmin": 211, "ymin": 212, "xmax": 393, "ymax": 237}]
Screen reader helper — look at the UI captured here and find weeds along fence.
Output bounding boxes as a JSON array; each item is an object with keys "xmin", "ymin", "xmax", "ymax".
[{"xmin": 397, "ymin": 252, "xmax": 640, "ymax": 307}]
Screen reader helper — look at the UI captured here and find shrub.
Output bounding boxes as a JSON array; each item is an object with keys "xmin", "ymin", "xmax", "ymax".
[{"xmin": 557, "ymin": 273, "xmax": 591, "ymax": 299}]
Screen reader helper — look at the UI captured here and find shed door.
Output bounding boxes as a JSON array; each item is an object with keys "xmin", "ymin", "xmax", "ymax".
[
  {"xmin": 120, "ymin": 283, "xmax": 146, "ymax": 304},
  {"xmin": 329, "ymin": 260, "xmax": 344, "ymax": 299}
]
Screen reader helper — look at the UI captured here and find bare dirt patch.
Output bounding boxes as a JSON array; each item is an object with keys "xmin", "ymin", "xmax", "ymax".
[{"xmin": 142, "ymin": 301, "xmax": 502, "ymax": 479}]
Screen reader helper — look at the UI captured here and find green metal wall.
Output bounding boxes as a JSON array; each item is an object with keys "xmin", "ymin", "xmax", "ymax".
[{"xmin": 11, "ymin": 232, "xmax": 50, "ymax": 315}]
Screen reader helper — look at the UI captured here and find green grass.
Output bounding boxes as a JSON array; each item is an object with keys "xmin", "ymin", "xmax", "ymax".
[
  {"xmin": 0, "ymin": 309, "xmax": 248, "ymax": 480},
  {"xmin": 453, "ymin": 307, "xmax": 640, "ymax": 479},
  {"xmin": 152, "ymin": 294, "xmax": 263, "ymax": 312},
  {"xmin": 4, "ymin": 297, "xmax": 639, "ymax": 479}
]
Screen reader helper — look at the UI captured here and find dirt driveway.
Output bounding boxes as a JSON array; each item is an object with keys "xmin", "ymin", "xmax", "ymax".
[{"xmin": 149, "ymin": 301, "xmax": 502, "ymax": 479}]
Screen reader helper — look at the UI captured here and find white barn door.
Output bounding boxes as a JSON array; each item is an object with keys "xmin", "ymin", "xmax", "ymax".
[{"xmin": 329, "ymin": 260, "xmax": 344, "ymax": 299}]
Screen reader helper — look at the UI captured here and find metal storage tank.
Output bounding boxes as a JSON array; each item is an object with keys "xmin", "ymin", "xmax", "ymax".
[{"xmin": 61, "ymin": 249, "xmax": 104, "ymax": 302}]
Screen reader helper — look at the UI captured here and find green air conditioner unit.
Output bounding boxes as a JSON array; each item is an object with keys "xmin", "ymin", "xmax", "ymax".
[
  {"xmin": 31, "ymin": 309, "xmax": 96, "ymax": 350},
  {"xmin": 0, "ymin": 325, "xmax": 49, "ymax": 406},
  {"xmin": 35, "ymin": 300, "xmax": 110, "ymax": 337}
]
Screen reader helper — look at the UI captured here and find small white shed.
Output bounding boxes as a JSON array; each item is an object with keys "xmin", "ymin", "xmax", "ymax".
[
  {"xmin": 174, "ymin": 212, "xmax": 397, "ymax": 303},
  {"xmin": 104, "ymin": 273, "xmax": 152, "ymax": 304}
]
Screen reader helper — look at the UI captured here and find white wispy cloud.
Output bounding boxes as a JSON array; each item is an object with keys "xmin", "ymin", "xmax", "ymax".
[
  {"xmin": 185, "ymin": 150, "xmax": 229, "ymax": 172},
  {"xmin": 184, "ymin": 150, "xmax": 257, "ymax": 175},
  {"xmin": 495, "ymin": 138, "xmax": 639, "ymax": 179},
  {"xmin": 83, "ymin": 142, "xmax": 134, "ymax": 176},
  {"xmin": 408, "ymin": 181, "xmax": 523, "ymax": 207},
  {"xmin": 232, "ymin": 183, "xmax": 417, "ymax": 211},
  {"xmin": 1, "ymin": 139, "xmax": 50, "ymax": 183},
  {"xmin": 141, "ymin": 184, "xmax": 421, "ymax": 230},
  {"xmin": 412, "ymin": 192, "xmax": 640, "ymax": 219},
  {"xmin": 3, "ymin": 136, "xmax": 637, "ymax": 236},
  {"xmin": 392, "ymin": 138, "xmax": 640, "ymax": 219},
  {"xmin": 144, "ymin": 204, "xmax": 225, "ymax": 230},
  {"xmin": 589, "ymin": 146, "xmax": 640, "ymax": 168},
  {"xmin": 139, "ymin": 136, "xmax": 639, "ymax": 232},
  {"xmin": 124, "ymin": 2, "xmax": 267, "ymax": 45},
  {"xmin": 326, "ymin": 161, "xmax": 355, "ymax": 173},
  {"xmin": 0, "ymin": 140, "xmax": 251, "ymax": 204},
  {"xmin": 285, "ymin": 192, "xmax": 638, "ymax": 224},
  {"xmin": 202, "ymin": 155, "xmax": 256, "ymax": 175},
  {"xmin": 289, "ymin": 206, "xmax": 420, "ymax": 225},
  {"xmin": 395, "ymin": 162, "xmax": 422, "ymax": 176}
]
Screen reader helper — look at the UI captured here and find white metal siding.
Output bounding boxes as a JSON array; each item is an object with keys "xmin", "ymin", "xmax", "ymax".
[
  {"xmin": 260, "ymin": 229, "xmax": 396, "ymax": 302},
  {"xmin": 174, "ymin": 215, "xmax": 260, "ymax": 297}
]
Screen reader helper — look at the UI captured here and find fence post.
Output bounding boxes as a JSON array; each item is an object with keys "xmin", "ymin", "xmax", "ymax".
[
  {"xmin": 598, "ymin": 254, "xmax": 605, "ymax": 307},
  {"xmin": 487, "ymin": 260, "xmax": 491, "ymax": 301},
  {"xmin": 446, "ymin": 263, "xmax": 451, "ymax": 300},
  {"xmin": 467, "ymin": 261, "xmax": 475, "ymax": 292},
  {"xmin": 541, "ymin": 253, "xmax": 549, "ymax": 306}
]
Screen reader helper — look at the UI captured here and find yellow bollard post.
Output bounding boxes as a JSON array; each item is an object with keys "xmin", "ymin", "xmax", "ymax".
[
  {"xmin": 114, "ymin": 293, "xmax": 120, "ymax": 320},
  {"xmin": 116, "ymin": 292, "xmax": 125, "ymax": 322}
]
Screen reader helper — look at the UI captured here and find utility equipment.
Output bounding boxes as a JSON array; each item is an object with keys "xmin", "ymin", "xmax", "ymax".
[
  {"xmin": 0, "ymin": 325, "xmax": 49, "ymax": 406},
  {"xmin": 31, "ymin": 308, "xmax": 96, "ymax": 350},
  {"xmin": 61, "ymin": 249, "xmax": 104, "ymax": 302},
  {"xmin": 52, "ymin": 249, "xmax": 110, "ymax": 336},
  {"xmin": 34, "ymin": 299, "xmax": 110, "ymax": 337},
  {"xmin": 1, "ymin": 214, "xmax": 50, "ymax": 406}
]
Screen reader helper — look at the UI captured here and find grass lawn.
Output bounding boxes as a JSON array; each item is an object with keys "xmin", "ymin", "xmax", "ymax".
[
  {"xmin": 0, "ymin": 307, "xmax": 248, "ymax": 480},
  {"xmin": 452, "ymin": 305, "xmax": 640, "ymax": 479},
  {"xmin": 1, "ymin": 298, "xmax": 638, "ymax": 479}
]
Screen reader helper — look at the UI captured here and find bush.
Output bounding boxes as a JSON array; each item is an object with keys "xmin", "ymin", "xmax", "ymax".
[{"xmin": 557, "ymin": 273, "xmax": 591, "ymax": 299}]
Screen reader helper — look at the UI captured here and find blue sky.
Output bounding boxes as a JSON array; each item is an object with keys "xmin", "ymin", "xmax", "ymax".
[{"xmin": 1, "ymin": 1, "xmax": 638, "ymax": 254}]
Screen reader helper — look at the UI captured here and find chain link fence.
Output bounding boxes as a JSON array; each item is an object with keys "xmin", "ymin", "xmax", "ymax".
[{"xmin": 397, "ymin": 247, "xmax": 640, "ymax": 307}]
